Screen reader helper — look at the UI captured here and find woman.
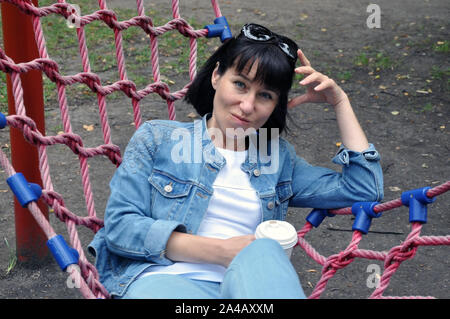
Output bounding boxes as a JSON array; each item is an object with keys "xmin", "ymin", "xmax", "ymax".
[{"xmin": 88, "ymin": 23, "xmax": 383, "ymax": 299}]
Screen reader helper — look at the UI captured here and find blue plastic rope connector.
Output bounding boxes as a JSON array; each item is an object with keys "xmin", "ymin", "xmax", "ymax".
[
  {"xmin": 306, "ymin": 209, "xmax": 335, "ymax": 228},
  {"xmin": 401, "ymin": 187, "xmax": 436, "ymax": 224},
  {"xmin": 6, "ymin": 172, "xmax": 42, "ymax": 207},
  {"xmin": 0, "ymin": 112, "xmax": 6, "ymax": 129},
  {"xmin": 351, "ymin": 202, "xmax": 381, "ymax": 234},
  {"xmin": 204, "ymin": 16, "xmax": 232, "ymax": 42},
  {"xmin": 47, "ymin": 235, "xmax": 79, "ymax": 271}
]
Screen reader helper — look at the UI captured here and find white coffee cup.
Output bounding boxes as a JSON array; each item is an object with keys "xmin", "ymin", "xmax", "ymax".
[{"xmin": 255, "ymin": 220, "xmax": 298, "ymax": 258}]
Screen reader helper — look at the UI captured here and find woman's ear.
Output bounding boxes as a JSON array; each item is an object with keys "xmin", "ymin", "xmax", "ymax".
[{"xmin": 211, "ymin": 62, "xmax": 220, "ymax": 90}]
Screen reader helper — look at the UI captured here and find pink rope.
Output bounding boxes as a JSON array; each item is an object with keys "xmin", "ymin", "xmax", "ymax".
[
  {"xmin": 308, "ymin": 231, "xmax": 363, "ymax": 299},
  {"xmin": 297, "ymin": 182, "xmax": 450, "ymax": 299},
  {"xmin": 0, "ymin": 147, "xmax": 103, "ymax": 299},
  {"xmin": 30, "ymin": 3, "xmax": 99, "ymax": 222},
  {"xmin": 211, "ymin": 0, "xmax": 222, "ymax": 18},
  {"xmin": 0, "ymin": 0, "xmax": 448, "ymax": 300}
]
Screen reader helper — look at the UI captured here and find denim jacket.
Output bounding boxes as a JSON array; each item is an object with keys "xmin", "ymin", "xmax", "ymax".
[{"xmin": 88, "ymin": 113, "xmax": 383, "ymax": 297}]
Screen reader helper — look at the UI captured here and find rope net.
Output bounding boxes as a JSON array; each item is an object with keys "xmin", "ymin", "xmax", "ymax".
[{"xmin": 0, "ymin": 0, "xmax": 448, "ymax": 299}]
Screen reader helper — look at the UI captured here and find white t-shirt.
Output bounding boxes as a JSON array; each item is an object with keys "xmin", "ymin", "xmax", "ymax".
[{"xmin": 140, "ymin": 147, "xmax": 262, "ymax": 282}]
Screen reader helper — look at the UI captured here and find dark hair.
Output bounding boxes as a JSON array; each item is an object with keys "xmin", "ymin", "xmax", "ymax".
[{"xmin": 185, "ymin": 31, "xmax": 297, "ymax": 135}]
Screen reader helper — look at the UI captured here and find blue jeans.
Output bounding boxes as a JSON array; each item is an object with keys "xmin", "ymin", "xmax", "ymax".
[{"xmin": 120, "ymin": 238, "xmax": 306, "ymax": 299}]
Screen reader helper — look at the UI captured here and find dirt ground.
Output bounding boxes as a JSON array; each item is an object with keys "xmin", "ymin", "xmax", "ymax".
[{"xmin": 0, "ymin": 0, "xmax": 448, "ymax": 299}]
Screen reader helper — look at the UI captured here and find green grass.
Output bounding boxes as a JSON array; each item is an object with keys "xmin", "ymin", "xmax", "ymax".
[
  {"xmin": 422, "ymin": 102, "xmax": 433, "ymax": 112},
  {"xmin": 354, "ymin": 52, "xmax": 370, "ymax": 67},
  {"xmin": 431, "ymin": 66, "xmax": 450, "ymax": 79},
  {"xmin": 430, "ymin": 65, "xmax": 450, "ymax": 91},
  {"xmin": 373, "ymin": 52, "xmax": 395, "ymax": 70},
  {"xmin": 4, "ymin": 237, "xmax": 17, "ymax": 276},
  {"xmin": 0, "ymin": 73, "xmax": 7, "ymax": 114},
  {"xmin": 336, "ymin": 70, "xmax": 353, "ymax": 82},
  {"xmin": 433, "ymin": 40, "xmax": 449, "ymax": 53},
  {"xmin": 354, "ymin": 50, "xmax": 395, "ymax": 72}
]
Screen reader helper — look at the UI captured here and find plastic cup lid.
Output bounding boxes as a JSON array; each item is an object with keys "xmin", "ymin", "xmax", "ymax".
[{"xmin": 255, "ymin": 220, "xmax": 298, "ymax": 248}]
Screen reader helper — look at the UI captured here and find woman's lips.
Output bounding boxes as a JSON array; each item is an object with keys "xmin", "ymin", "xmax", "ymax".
[{"xmin": 231, "ymin": 113, "xmax": 250, "ymax": 125}]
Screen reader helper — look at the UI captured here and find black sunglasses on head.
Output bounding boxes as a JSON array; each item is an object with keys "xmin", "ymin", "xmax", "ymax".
[{"xmin": 239, "ymin": 23, "xmax": 298, "ymax": 61}]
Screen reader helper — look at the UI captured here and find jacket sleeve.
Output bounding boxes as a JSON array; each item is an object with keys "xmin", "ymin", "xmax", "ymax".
[
  {"xmin": 103, "ymin": 122, "xmax": 186, "ymax": 265},
  {"xmin": 289, "ymin": 143, "xmax": 384, "ymax": 209}
]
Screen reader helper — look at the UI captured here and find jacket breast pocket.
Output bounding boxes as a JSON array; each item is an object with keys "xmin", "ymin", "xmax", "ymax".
[
  {"xmin": 275, "ymin": 182, "xmax": 293, "ymax": 220},
  {"xmin": 148, "ymin": 170, "xmax": 193, "ymax": 221}
]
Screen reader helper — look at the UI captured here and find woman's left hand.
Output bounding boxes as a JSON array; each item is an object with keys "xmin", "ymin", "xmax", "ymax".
[{"xmin": 288, "ymin": 49, "xmax": 348, "ymax": 109}]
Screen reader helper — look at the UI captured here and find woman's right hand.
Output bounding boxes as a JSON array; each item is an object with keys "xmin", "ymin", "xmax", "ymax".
[
  {"xmin": 219, "ymin": 234, "xmax": 255, "ymax": 267},
  {"xmin": 166, "ymin": 232, "xmax": 255, "ymax": 268}
]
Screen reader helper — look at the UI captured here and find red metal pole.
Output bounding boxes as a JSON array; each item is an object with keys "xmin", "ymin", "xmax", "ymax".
[{"xmin": 1, "ymin": 0, "xmax": 49, "ymax": 263}]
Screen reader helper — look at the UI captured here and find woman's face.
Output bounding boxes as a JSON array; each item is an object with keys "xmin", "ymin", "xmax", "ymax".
[{"xmin": 208, "ymin": 60, "xmax": 279, "ymax": 150}]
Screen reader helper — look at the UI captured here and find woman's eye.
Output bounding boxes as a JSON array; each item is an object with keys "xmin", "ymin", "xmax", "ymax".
[
  {"xmin": 234, "ymin": 81, "xmax": 246, "ymax": 89},
  {"xmin": 259, "ymin": 92, "xmax": 273, "ymax": 100}
]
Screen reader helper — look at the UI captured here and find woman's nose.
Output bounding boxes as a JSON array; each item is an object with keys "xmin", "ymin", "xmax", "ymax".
[{"xmin": 239, "ymin": 93, "xmax": 255, "ymax": 114}]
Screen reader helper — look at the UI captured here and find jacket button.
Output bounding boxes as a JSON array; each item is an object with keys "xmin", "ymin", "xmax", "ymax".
[
  {"xmin": 164, "ymin": 184, "xmax": 173, "ymax": 193},
  {"xmin": 253, "ymin": 169, "xmax": 261, "ymax": 177},
  {"xmin": 267, "ymin": 201, "xmax": 274, "ymax": 210}
]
